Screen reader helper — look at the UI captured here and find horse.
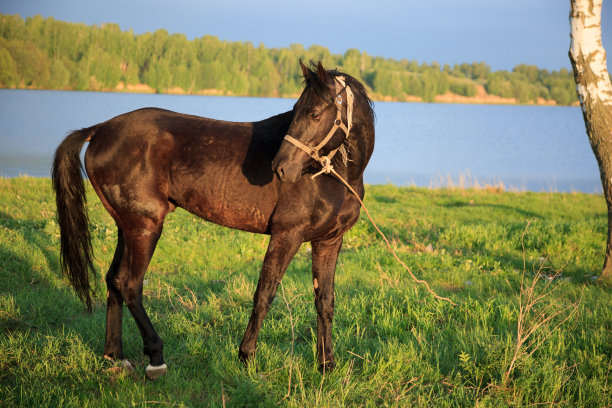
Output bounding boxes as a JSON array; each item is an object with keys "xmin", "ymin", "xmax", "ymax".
[{"xmin": 52, "ymin": 60, "xmax": 375, "ymax": 379}]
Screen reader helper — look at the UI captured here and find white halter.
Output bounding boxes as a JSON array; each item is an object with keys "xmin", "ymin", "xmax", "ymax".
[{"xmin": 283, "ymin": 76, "xmax": 354, "ymax": 178}]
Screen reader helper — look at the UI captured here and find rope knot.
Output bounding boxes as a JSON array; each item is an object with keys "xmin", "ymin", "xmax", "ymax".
[{"xmin": 311, "ymin": 156, "xmax": 334, "ymax": 179}]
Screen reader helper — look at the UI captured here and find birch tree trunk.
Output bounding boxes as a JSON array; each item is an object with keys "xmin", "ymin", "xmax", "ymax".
[{"xmin": 569, "ymin": 0, "xmax": 612, "ymax": 283}]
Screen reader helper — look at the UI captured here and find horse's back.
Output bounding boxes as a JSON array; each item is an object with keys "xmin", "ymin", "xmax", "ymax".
[{"xmin": 84, "ymin": 108, "xmax": 289, "ymax": 233}]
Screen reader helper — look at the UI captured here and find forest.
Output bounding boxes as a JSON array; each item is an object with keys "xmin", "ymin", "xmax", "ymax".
[{"xmin": 0, "ymin": 13, "xmax": 578, "ymax": 105}]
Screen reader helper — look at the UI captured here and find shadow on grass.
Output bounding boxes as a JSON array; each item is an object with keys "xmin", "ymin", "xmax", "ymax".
[
  {"xmin": 0, "ymin": 210, "xmax": 91, "ymax": 331},
  {"xmin": 0, "ymin": 207, "xmax": 277, "ymax": 404},
  {"xmin": 440, "ymin": 200, "xmax": 542, "ymax": 219},
  {"xmin": 371, "ymin": 194, "xmax": 398, "ymax": 204}
]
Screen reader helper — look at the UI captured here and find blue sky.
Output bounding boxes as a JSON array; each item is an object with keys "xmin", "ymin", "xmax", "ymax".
[{"xmin": 2, "ymin": 0, "xmax": 610, "ymax": 72}]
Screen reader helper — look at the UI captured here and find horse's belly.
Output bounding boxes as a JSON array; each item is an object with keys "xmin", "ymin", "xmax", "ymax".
[
  {"xmin": 177, "ymin": 186, "xmax": 276, "ymax": 234},
  {"xmin": 196, "ymin": 202, "xmax": 271, "ymax": 233}
]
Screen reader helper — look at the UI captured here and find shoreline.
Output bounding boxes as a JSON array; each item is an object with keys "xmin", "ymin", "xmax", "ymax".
[
  {"xmin": 0, "ymin": 83, "xmax": 578, "ymax": 107},
  {"xmin": 1, "ymin": 174, "xmax": 601, "ymax": 195}
]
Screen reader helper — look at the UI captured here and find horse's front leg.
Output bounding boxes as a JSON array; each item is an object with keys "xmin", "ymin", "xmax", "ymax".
[
  {"xmin": 239, "ymin": 230, "xmax": 304, "ymax": 363},
  {"xmin": 311, "ymin": 235, "xmax": 343, "ymax": 372}
]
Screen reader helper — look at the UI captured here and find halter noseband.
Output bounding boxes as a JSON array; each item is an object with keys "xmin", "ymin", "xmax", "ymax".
[{"xmin": 283, "ymin": 76, "xmax": 354, "ymax": 178}]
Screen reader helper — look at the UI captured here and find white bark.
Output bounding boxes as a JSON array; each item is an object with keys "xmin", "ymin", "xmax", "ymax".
[
  {"xmin": 569, "ymin": 0, "xmax": 612, "ymax": 282},
  {"xmin": 570, "ymin": 0, "xmax": 612, "ymax": 108}
]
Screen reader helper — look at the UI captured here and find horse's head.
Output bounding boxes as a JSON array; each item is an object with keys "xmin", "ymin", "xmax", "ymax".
[{"xmin": 272, "ymin": 60, "xmax": 356, "ymax": 183}]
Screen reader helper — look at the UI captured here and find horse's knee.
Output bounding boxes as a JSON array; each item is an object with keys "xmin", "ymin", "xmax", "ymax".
[
  {"xmin": 123, "ymin": 286, "xmax": 142, "ymax": 309},
  {"xmin": 315, "ymin": 288, "xmax": 334, "ymax": 307},
  {"xmin": 106, "ymin": 273, "xmax": 126, "ymax": 302},
  {"xmin": 252, "ymin": 282, "xmax": 278, "ymax": 309},
  {"xmin": 106, "ymin": 271, "xmax": 124, "ymax": 290},
  {"xmin": 314, "ymin": 300, "xmax": 334, "ymax": 328},
  {"xmin": 316, "ymin": 305, "xmax": 334, "ymax": 321}
]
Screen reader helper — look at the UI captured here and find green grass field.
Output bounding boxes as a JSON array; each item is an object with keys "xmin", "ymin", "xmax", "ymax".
[{"xmin": 1, "ymin": 177, "xmax": 610, "ymax": 407}]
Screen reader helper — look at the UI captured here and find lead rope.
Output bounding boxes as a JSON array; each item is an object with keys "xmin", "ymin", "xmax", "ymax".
[
  {"xmin": 328, "ymin": 167, "xmax": 457, "ymax": 306},
  {"xmin": 286, "ymin": 77, "xmax": 456, "ymax": 306}
]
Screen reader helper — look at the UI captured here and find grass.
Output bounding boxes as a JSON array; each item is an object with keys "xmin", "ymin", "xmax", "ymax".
[{"xmin": 0, "ymin": 177, "xmax": 611, "ymax": 407}]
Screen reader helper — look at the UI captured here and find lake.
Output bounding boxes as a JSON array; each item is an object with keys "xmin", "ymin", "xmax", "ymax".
[{"xmin": 0, "ymin": 89, "xmax": 601, "ymax": 193}]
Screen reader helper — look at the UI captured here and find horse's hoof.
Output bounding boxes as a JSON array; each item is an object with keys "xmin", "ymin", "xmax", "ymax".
[
  {"xmin": 318, "ymin": 360, "xmax": 335, "ymax": 374},
  {"xmin": 238, "ymin": 350, "xmax": 255, "ymax": 364},
  {"xmin": 121, "ymin": 359, "xmax": 135, "ymax": 372},
  {"xmin": 145, "ymin": 363, "xmax": 167, "ymax": 380},
  {"xmin": 104, "ymin": 355, "xmax": 134, "ymax": 373}
]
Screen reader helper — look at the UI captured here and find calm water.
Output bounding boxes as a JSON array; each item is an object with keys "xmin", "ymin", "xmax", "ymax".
[{"xmin": 0, "ymin": 89, "xmax": 600, "ymax": 192}]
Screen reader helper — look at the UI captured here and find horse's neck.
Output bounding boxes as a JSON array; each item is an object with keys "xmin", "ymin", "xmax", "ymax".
[{"xmin": 343, "ymin": 130, "xmax": 370, "ymax": 183}]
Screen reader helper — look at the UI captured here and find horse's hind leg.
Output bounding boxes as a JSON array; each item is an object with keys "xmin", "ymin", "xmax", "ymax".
[
  {"xmin": 103, "ymin": 228, "xmax": 127, "ymax": 362},
  {"xmin": 120, "ymin": 222, "xmax": 167, "ymax": 379},
  {"xmin": 311, "ymin": 235, "xmax": 343, "ymax": 373}
]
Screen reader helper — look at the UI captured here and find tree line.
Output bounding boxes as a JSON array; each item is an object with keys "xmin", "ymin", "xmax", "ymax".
[{"xmin": 0, "ymin": 13, "xmax": 578, "ymax": 105}]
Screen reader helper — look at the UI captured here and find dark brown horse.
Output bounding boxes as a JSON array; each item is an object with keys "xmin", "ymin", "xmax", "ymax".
[{"xmin": 52, "ymin": 60, "xmax": 375, "ymax": 379}]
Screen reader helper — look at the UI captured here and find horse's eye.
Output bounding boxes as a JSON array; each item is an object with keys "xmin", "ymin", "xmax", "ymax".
[{"xmin": 311, "ymin": 112, "xmax": 320, "ymax": 121}]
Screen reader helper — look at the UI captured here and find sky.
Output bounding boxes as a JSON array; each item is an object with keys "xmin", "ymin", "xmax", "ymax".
[{"xmin": 1, "ymin": 0, "xmax": 611, "ymax": 72}]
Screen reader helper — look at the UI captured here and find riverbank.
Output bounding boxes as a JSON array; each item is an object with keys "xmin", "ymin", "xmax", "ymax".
[
  {"xmin": 1, "ymin": 82, "xmax": 574, "ymax": 106},
  {"xmin": 1, "ymin": 177, "xmax": 610, "ymax": 406}
]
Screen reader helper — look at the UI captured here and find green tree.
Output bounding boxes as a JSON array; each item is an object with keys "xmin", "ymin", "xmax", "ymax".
[
  {"xmin": 486, "ymin": 73, "xmax": 513, "ymax": 98},
  {"xmin": 402, "ymin": 74, "xmax": 423, "ymax": 96},
  {"xmin": 510, "ymin": 78, "xmax": 538, "ymax": 103},
  {"xmin": 342, "ymin": 48, "xmax": 362, "ymax": 79},
  {"xmin": 48, "ymin": 58, "xmax": 70, "ymax": 88},
  {"xmin": 88, "ymin": 50, "xmax": 122, "ymax": 88},
  {"xmin": 0, "ymin": 14, "xmax": 26, "ymax": 42},
  {"xmin": 251, "ymin": 55, "xmax": 280, "ymax": 96},
  {"xmin": 550, "ymin": 86, "xmax": 572, "ymax": 105},
  {"xmin": 421, "ymin": 71, "xmax": 438, "ymax": 102},
  {"xmin": 227, "ymin": 66, "xmax": 249, "ymax": 95},
  {"xmin": 306, "ymin": 44, "xmax": 332, "ymax": 67},
  {"xmin": 0, "ymin": 44, "xmax": 18, "ymax": 86},
  {"xmin": 513, "ymin": 64, "xmax": 540, "ymax": 83},
  {"xmin": 450, "ymin": 80, "xmax": 477, "ymax": 97},
  {"xmin": 372, "ymin": 69, "xmax": 401, "ymax": 97},
  {"xmin": 0, "ymin": 12, "xmax": 582, "ymax": 104},
  {"xmin": 6, "ymin": 39, "xmax": 49, "ymax": 86},
  {"xmin": 435, "ymin": 71, "xmax": 450, "ymax": 94}
]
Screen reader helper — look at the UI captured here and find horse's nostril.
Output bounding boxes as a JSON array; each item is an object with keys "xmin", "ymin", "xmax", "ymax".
[{"xmin": 274, "ymin": 161, "xmax": 300, "ymax": 183}]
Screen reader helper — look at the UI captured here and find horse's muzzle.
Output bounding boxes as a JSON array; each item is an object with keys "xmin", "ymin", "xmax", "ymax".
[{"xmin": 272, "ymin": 158, "xmax": 302, "ymax": 183}]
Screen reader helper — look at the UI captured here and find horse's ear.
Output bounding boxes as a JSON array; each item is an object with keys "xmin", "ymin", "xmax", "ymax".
[
  {"xmin": 299, "ymin": 59, "xmax": 311, "ymax": 80},
  {"xmin": 316, "ymin": 61, "xmax": 328, "ymax": 82}
]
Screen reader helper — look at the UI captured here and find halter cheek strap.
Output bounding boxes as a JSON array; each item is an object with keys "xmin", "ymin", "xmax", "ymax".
[{"xmin": 284, "ymin": 76, "xmax": 354, "ymax": 178}]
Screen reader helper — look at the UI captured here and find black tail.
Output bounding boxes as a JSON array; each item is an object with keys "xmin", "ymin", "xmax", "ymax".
[{"xmin": 52, "ymin": 127, "xmax": 97, "ymax": 311}]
